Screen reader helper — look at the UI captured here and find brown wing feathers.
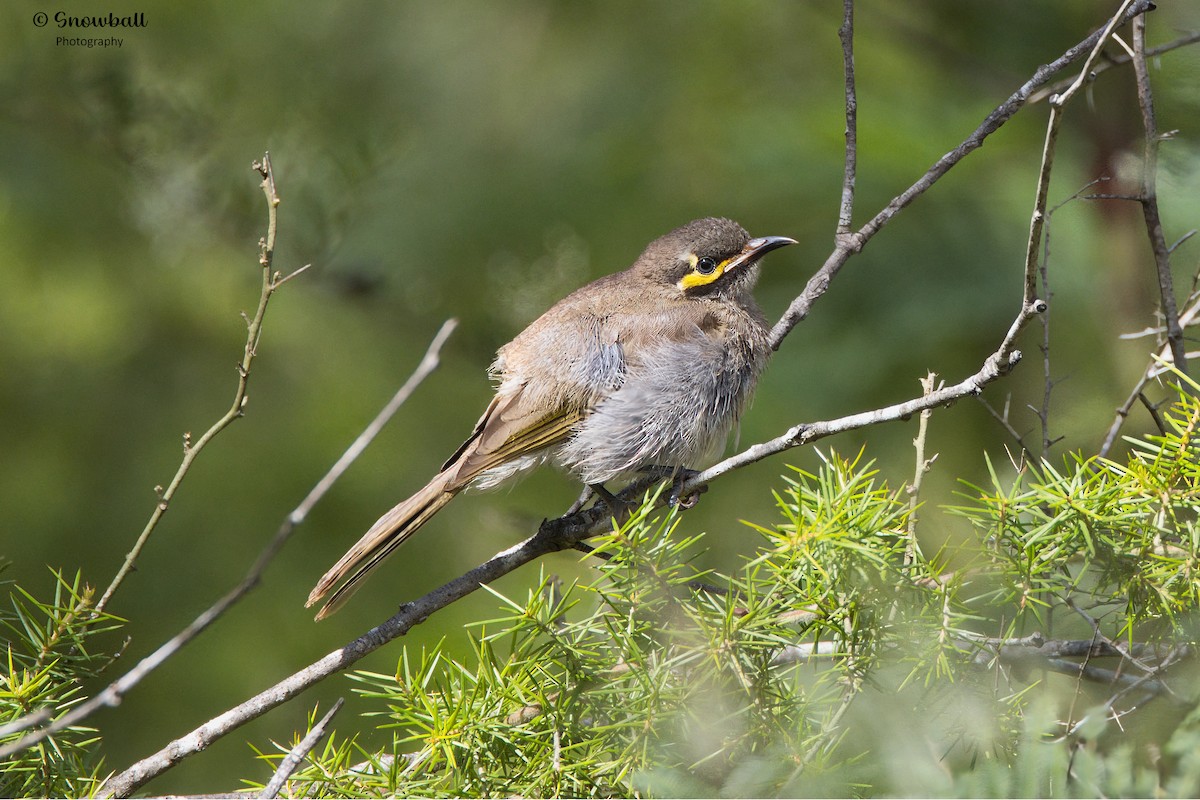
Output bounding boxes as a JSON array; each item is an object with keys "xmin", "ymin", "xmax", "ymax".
[{"xmin": 306, "ymin": 391, "xmax": 581, "ymax": 619}]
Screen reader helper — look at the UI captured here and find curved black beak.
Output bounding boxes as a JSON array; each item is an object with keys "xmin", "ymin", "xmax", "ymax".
[{"xmin": 725, "ymin": 235, "xmax": 798, "ymax": 272}]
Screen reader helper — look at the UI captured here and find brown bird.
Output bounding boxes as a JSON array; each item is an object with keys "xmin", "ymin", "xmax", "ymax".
[{"xmin": 308, "ymin": 218, "xmax": 795, "ymax": 619}]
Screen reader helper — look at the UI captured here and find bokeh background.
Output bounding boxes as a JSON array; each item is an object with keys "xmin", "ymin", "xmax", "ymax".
[{"xmin": 2, "ymin": 0, "xmax": 1199, "ymax": 792}]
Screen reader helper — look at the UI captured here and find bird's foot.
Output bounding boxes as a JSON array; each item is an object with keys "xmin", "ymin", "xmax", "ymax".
[
  {"xmin": 639, "ymin": 466, "xmax": 706, "ymax": 509},
  {"xmin": 667, "ymin": 469, "xmax": 706, "ymax": 509}
]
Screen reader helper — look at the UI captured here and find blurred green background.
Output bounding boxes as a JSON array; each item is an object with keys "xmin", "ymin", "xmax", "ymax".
[{"xmin": 2, "ymin": 0, "xmax": 1199, "ymax": 792}]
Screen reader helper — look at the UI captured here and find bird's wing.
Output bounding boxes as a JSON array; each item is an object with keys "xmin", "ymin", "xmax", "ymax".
[
  {"xmin": 441, "ymin": 300, "xmax": 633, "ymax": 488},
  {"xmin": 441, "ymin": 390, "xmax": 585, "ymax": 487}
]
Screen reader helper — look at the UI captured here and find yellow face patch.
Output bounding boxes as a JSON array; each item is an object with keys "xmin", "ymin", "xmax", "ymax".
[{"xmin": 677, "ymin": 253, "xmax": 730, "ymax": 291}]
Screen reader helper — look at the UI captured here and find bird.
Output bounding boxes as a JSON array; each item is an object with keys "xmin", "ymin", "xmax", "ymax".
[{"xmin": 307, "ymin": 217, "xmax": 796, "ymax": 620}]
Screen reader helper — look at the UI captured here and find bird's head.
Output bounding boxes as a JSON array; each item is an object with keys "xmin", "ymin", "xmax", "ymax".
[{"xmin": 634, "ymin": 217, "xmax": 796, "ymax": 301}]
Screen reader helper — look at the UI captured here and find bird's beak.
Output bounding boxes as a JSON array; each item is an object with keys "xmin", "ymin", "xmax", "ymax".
[{"xmin": 725, "ymin": 235, "xmax": 798, "ymax": 272}]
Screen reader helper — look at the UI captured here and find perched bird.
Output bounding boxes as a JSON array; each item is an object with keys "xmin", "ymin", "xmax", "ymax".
[{"xmin": 308, "ymin": 218, "xmax": 795, "ymax": 619}]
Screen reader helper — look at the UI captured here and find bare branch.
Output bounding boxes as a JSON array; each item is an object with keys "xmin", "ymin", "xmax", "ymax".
[
  {"xmin": 1132, "ymin": 14, "xmax": 1189, "ymax": 379},
  {"xmin": 0, "ymin": 319, "xmax": 457, "ymax": 766},
  {"xmin": 1023, "ymin": 0, "xmax": 1136, "ymax": 319},
  {"xmin": 687, "ymin": 297, "xmax": 1042, "ymax": 494},
  {"xmin": 836, "ymin": 0, "xmax": 857, "ymax": 235},
  {"xmin": 1099, "ymin": 291, "xmax": 1200, "ymax": 457},
  {"xmin": 274, "ymin": 262, "xmax": 313, "ymax": 288},
  {"xmin": 1064, "ymin": 595, "xmax": 1166, "ymax": 681},
  {"xmin": 904, "ymin": 373, "xmax": 938, "ymax": 565},
  {"xmin": 259, "ymin": 699, "xmax": 344, "ymax": 799},
  {"xmin": 99, "ymin": 478, "xmax": 650, "ymax": 797},
  {"xmin": 767, "ymin": 0, "xmax": 1154, "ymax": 351},
  {"xmin": 96, "ymin": 154, "xmax": 294, "ymax": 616},
  {"xmin": 960, "ymin": 629, "xmax": 1190, "ymax": 699},
  {"xmin": 1029, "ymin": 29, "xmax": 1200, "ymax": 104},
  {"xmin": 977, "ymin": 396, "xmax": 1037, "ymax": 466},
  {"xmin": 293, "ymin": 318, "xmax": 458, "ymax": 525}
]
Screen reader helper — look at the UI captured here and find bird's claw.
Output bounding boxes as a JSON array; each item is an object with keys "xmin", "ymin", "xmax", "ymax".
[{"xmin": 666, "ymin": 468, "xmax": 705, "ymax": 509}]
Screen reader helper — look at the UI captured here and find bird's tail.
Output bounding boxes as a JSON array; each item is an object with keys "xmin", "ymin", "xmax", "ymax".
[{"xmin": 307, "ymin": 471, "xmax": 458, "ymax": 620}]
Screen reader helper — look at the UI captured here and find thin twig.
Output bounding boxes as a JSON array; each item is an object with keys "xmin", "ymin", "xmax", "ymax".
[
  {"xmin": 1049, "ymin": 659, "xmax": 1169, "ymax": 697},
  {"xmin": 904, "ymin": 373, "xmax": 938, "ymax": 566},
  {"xmin": 96, "ymin": 154, "xmax": 286, "ymax": 616},
  {"xmin": 1063, "ymin": 596, "xmax": 1163, "ymax": 681},
  {"xmin": 1029, "ymin": 29, "xmax": 1200, "ymax": 104},
  {"xmin": 684, "ymin": 305, "xmax": 1036, "ymax": 494},
  {"xmin": 293, "ymin": 318, "xmax": 457, "ymax": 525},
  {"xmin": 0, "ymin": 320, "xmax": 456, "ymax": 763},
  {"xmin": 1132, "ymin": 14, "xmax": 1189, "ymax": 380},
  {"xmin": 0, "ymin": 708, "xmax": 51, "ymax": 740},
  {"xmin": 802, "ymin": 668, "xmax": 859, "ymax": 768},
  {"xmin": 1060, "ymin": 644, "xmax": 1193, "ymax": 740},
  {"xmin": 259, "ymin": 698, "xmax": 344, "ymax": 799},
  {"xmin": 1099, "ymin": 292, "xmax": 1200, "ymax": 457},
  {"xmin": 1008, "ymin": 2, "xmax": 1144, "ymax": 458},
  {"xmin": 1022, "ymin": 1, "xmax": 1135, "ymax": 315},
  {"xmin": 767, "ymin": 0, "xmax": 1153, "ymax": 352},
  {"xmin": 836, "ymin": 0, "xmax": 857, "ymax": 235},
  {"xmin": 1034, "ymin": 179, "xmax": 1111, "ymax": 456},
  {"xmin": 977, "ymin": 396, "xmax": 1037, "ymax": 466}
]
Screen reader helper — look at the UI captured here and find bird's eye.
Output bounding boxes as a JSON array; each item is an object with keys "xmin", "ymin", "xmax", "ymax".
[{"xmin": 696, "ymin": 256, "xmax": 718, "ymax": 275}]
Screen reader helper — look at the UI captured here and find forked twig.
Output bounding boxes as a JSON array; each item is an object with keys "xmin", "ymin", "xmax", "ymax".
[
  {"xmin": 0, "ymin": 320, "xmax": 456, "ymax": 764},
  {"xmin": 96, "ymin": 154, "xmax": 288, "ymax": 616},
  {"xmin": 260, "ymin": 699, "xmax": 344, "ymax": 799}
]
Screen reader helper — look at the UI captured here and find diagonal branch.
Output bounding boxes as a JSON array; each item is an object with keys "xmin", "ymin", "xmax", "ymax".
[
  {"xmin": 767, "ymin": 0, "xmax": 1154, "ymax": 351},
  {"xmin": 1028, "ymin": 30, "xmax": 1200, "ymax": 105},
  {"xmin": 687, "ymin": 298, "xmax": 1042, "ymax": 494},
  {"xmin": 1099, "ymin": 291, "xmax": 1200, "ymax": 458},
  {"xmin": 0, "ymin": 316, "xmax": 456, "ymax": 761},
  {"xmin": 259, "ymin": 698, "xmax": 344, "ymax": 799},
  {"xmin": 99, "ymin": 478, "xmax": 651, "ymax": 797},
  {"xmin": 1014, "ymin": 0, "xmax": 1142, "ymax": 456}
]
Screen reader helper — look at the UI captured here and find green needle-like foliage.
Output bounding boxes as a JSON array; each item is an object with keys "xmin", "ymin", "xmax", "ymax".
[
  {"xmin": 0, "ymin": 568, "xmax": 122, "ymax": 797},
  {"xmin": 7, "ymin": 393, "xmax": 1200, "ymax": 797},
  {"xmin": 257, "ymin": 393, "xmax": 1200, "ymax": 798}
]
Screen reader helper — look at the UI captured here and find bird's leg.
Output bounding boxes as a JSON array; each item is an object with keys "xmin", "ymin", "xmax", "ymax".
[
  {"xmin": 638, "ymin": 465, "xmax": 677, "ymax": 481},
  {"xmin": 564, "ymin": 483, "xmax": 639, "ymax": 562},
  {"xmin": 566, "ymin": 484, "xmax": 595, "ymax": 515},
  {"xmin": 639, "ymin": 465, "xmax": 706, "ymax": 508},
  {"xmin": 588, "ymin": 482, "xmax": 637, "ymax": 523}
]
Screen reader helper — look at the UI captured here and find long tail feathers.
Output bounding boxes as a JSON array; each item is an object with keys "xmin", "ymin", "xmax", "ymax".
[{"xmin": 307, "ymin": 473, "xmax": 457, "ymax": 620}]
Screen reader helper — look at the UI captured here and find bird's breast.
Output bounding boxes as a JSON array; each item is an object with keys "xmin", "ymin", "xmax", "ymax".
[{"xmin": 554, "ymin": 303, "xmax": 770, "ymax": 484}]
